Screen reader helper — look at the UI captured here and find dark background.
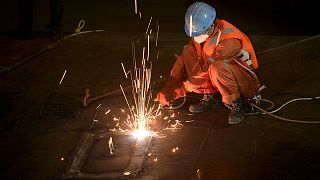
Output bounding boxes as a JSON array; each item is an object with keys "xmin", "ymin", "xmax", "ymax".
[{"xmin": 0, "ymin": 0, "xmax": 319, "ymax": 36}]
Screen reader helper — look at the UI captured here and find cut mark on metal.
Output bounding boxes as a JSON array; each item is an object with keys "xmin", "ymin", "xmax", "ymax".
[{"xmin": 63, "ymin": 130, "xmax": 152, "ymax": 179}]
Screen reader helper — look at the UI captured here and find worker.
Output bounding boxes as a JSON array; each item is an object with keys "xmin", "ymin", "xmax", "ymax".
[
  {"xmin": 155, "ymin": 2, "xmax": 260, "ymax": 124},
  {"xmin": 47, "ymin": 0, "xmax": 64, "ymax": 41}
]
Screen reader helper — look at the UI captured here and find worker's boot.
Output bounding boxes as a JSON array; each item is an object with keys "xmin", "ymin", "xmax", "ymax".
[
  {"xmin": 189, "ymin": 93, "xmax": 221, "ymax": 113},
  {"xmin": 49, "ymin": 30, "xmax": 63, "ymax": 42},
  {"xmin": 227, "ymin": 97, "xmax": 248, "ymax": 124}
]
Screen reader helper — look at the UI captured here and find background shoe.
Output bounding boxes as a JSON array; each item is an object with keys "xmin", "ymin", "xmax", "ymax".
[{"xmin": 49, "ymin": 31, "xmax": 63, "ymax": 42}]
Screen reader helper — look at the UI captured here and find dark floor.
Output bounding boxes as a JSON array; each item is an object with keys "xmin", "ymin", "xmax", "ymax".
[{"xmin": 0, "ymin": 0, "xmax": 320, "ymax": 179}]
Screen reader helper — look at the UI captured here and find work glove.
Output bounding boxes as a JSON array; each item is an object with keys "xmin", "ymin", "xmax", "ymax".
[
  {"xmin": 155, "ymin": 86, "xmax": 186, "ymax": 106},
  {"xmin": 155, "ymin": 88, "xmax": 175, "ymax": 106}
]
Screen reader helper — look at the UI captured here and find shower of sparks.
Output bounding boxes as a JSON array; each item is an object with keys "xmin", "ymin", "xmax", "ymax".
[
  {"xmin": 145, "ymin": 16, "xmax": 153, "ymax": 34},
  {"xmin": 119, "ymin": 41, "xmax": 161, "ymax": 140},
  {"xmin": 96, "ymin": 104, "xmax": 102, "ymax": 109},
  {"xmin": 124, "ymin": 171, "xmax": 131, "ymax": 176},
  {"xmin": 108, "ymin": 137, "xmax": 114, "ymax": 155},
  {"xmin": 197, "ymin": 169, "xmax": 200, "ymax": 173},
  {"xmin": 139, "ymin": 12, "xmax": 142, "ymax": 19},
  {"xmin": 156, "ymin": 50, "xmax": 160, "ymax": 59},
  {"xmin": 59, "ymin": 69, "xmax": 67, "ymax": 84}
]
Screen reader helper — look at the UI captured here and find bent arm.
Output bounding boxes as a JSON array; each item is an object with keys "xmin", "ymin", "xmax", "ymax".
[{"xmin": 211, "ymin": 38, "xmax": 242, "ymax": 61}]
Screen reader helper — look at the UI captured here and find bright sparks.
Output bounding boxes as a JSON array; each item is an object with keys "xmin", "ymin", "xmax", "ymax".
[
  {"xmin": 105, "ymin": 109, "xmax": 111, "ymax": 114},
  {"xmin": 108, "ymin": 137, "xmax": 114, "ymax": 155},
  {"xmin": 145, "ymin": 17, "xmax": 153, "ymax": 34},
  {"xmin": 172, "ymin": 146, "xmax": 179, "ymax": 153},
  {"xmin": 134, "ymin": 0, "xmax": 138, "ymax": 14},
  {"xmin": 59, "ymin": 69, "xmax": 67, "ymax": 84},
  {"xmin": 156, "ymin": 22, "xmax": 159, "ymax": 47},
  {"xmin": 131, "ymin": 129, "xmax": 149, "ymax": 140},
  {"xmin": 120, "ymin": 41, "xmax": 161, "ymax": 140}
]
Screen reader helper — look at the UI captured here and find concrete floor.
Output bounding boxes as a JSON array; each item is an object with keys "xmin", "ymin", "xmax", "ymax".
[{"xmin": 0, "ymin": 0, "xmax": 320, "ymax": 179}]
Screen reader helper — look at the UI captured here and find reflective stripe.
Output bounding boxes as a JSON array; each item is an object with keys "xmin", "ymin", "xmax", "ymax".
[
  {"xmin": 208, "ymin": 57, "xmax": 215, "ymax": 62},
  {"xmin": 208, "ymin": 30, "xmax": 222, "ymax": 47},
  {"xmin": 245, "ymin": 59, "xmax": 252, "ymax": 66},
  {"xmin": 208, "ymin": 36, "xmax": 217, "ymax": 46},
  {"xmin": 215, "ymin": 30, "xmax": 222, "ymax": 48},
  {"xmin": 233, "ymin": 59, "xmax": 257, "ymax": 78},
  {"xmin": 236, "ymin": 49, "xmax": 252, "ymax": 67},
  {"xmin": 222, "ymin": 28, "xmax": 234, "ymax": 34}
]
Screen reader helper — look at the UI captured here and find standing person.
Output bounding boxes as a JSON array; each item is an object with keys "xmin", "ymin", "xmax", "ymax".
[
  {"xmin": 155, "ymin": 2, "xmax": 260, "ymax": 124},
  {"xmin": 17, "ymin": 0, "xmax": 33, "ymax": 39},
  {"xmin": 47, "ymin": 0, "xmax": 64, "ymax": 41}
]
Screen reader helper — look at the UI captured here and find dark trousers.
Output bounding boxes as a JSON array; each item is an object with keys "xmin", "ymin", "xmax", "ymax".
[
  {"xmin": 18, "ymin": 0, "xmax": 33, "ymax": 36},
  {"xmin": 48, "ymin": 0, "xmax": 64, "ymax": 33}
]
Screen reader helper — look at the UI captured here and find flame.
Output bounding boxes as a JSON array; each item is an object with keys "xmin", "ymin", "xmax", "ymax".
[{"xmin": 131, "ymin": 128, "xmax": 149, "ymax": 140}]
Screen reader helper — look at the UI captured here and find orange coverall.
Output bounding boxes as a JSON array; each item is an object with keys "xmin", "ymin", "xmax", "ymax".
[{"xmin": 156, "ymin": 20, "xmax": 260, "ymax": 106}]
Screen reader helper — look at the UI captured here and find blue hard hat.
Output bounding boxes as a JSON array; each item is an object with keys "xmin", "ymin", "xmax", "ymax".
[{"xmin": 184, "ymin": 2, "xmax": 216, "ymax": 37}]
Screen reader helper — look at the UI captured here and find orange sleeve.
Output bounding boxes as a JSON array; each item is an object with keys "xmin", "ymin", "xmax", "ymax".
[
  {"xmin": 169, "ymin": 55, "xmax": 185, "ymax": 82},
  {"xmin": 166, "ymin": 42, "xmax": 193, "ymax": 87},
  {"xmin": 211, "ymin": 38, "xmax": 241, "ymax": 61}
]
